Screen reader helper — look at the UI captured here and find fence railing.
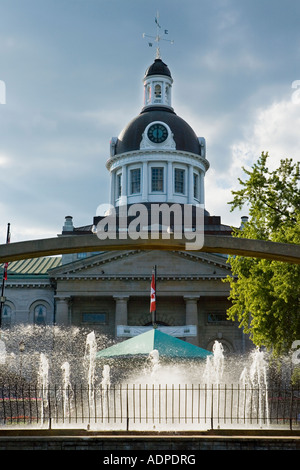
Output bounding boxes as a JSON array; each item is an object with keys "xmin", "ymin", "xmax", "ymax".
[{"xmin": 0, "ymin": 384, "xmax": 299, "ymax": 431}]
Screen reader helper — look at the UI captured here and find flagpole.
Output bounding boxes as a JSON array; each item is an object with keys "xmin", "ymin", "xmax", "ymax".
[
  {"xmin": 0, "ymin": 223, "xmax": 10, "ymax": 328},
  {"xmin": 152, "ymin": 265, "xmax": 157, "ymax": 328}
]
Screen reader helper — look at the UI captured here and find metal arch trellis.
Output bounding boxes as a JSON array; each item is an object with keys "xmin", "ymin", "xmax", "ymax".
[{"xmin": 0, "ymin": 234, "xmax": 299, "ymax": 265}]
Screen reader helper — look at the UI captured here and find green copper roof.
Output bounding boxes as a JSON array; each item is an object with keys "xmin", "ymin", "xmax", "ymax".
[
  {"xmin": 96, "ymin": 329, "xmax": 212, "ymax": 360},
  {"xmin": 0, "ymin": 256, "xmax": 62, "ymax": 277}
]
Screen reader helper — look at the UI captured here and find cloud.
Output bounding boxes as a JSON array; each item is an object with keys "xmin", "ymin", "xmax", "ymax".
[
  {"xmin": 205, "ymin": 90, "xmax": 300, "ymax": 226},
  {"xmin": 0, "ymin": 152, "xmax": 11, "ymax": 168},
  {"xmin": 231, "ymin": 93, "xmax": 300, "ymax": 170}
]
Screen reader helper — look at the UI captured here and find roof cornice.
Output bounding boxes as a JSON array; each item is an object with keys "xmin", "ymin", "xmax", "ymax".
[{"xmin": 106, "ymin": 148, "xmax": 210, "ymax": 171}]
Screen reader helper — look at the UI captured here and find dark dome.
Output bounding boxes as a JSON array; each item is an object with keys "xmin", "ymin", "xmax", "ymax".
[
  {"xmin": 144, "ymin": 58, "xmax": 172, "ymax": 78},
  {"xmin": 114, "ymin": 107, "xmax": 201, "ymax": 156}
]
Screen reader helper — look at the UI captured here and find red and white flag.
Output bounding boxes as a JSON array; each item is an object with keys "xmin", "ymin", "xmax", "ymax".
[
  {"xmin": 3, "ymin": 263, "xmax": 8, "ymax": 281},
  {"xmin": 150, "ymin": 274, "xmax": 156, "ymax": 312}
]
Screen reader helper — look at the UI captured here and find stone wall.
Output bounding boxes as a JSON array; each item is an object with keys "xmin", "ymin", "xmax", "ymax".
[{"xmin": 0, "ymin": 432, "xmax": 299, "ymax": 451}]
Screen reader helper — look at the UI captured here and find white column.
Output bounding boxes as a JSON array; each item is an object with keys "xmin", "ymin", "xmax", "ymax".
[
  {"xmin": 188, "ymin": 165, "xmax": 194, "ymax": 204},
  {"xmin": 121, "ymin": 165, "xmax": 127, "ymax": 198},
  {"xmin": 114, "ymin": 295, "xmax": 129, "ymax": 336},
  {"xmin": 55, "ymin": 296, "xmax": 70, "ymax": 325},
  {"xmin": 167, "ymin": 161, "xmax": 173, "ymax": 201},
  {"xmin": 142, "ymin": 161, "xmax": 148, "ymax": 201},
  {"xmin": 184, "ymin": 296, "xmax": 199, "ymax": 345},
  {"xmin": 200, "ymin": 171, "xmax": 205, "ymax": 205},
  {"xmin": 150, "ymin": 82, "xmax": 154, "ymax": 106},
  {"xmin": 109, "ymin": 171, "xmax": 115, "ymax": 206}
]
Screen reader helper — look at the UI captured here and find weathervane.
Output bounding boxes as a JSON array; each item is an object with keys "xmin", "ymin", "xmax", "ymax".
[{"xmin": 143, "ymin": 11, "xmax": 174, "ymax": 59}]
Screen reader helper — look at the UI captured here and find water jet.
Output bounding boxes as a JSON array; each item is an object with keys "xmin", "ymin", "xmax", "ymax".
[{"xmin": 0, "ymin": 325, "xmax": 297, "ymax": 431}]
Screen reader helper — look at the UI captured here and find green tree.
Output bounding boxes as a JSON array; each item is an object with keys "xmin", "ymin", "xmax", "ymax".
[{"xmin": 224, "ymin": 152, "xmax": 300, "ymax": 355}]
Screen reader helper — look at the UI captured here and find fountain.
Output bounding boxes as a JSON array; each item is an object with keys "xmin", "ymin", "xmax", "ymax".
[
  {"xmin": 203, "ymin": 341, "xmax": 224, "ymax": 385},
  {"xmin": 0, "ymin": 324, "xmax": 297, "ymax": 431},
  {"xmin": 0, "ymin": 337, "xmax": 6, "ymax": 365},
  {"xmin": 61, "ymin": 361, "xmax": 73, "ymax": 419},
  {"xmin": 38, "ymin": 353, "xmax": 49, "ymax": 422},
  {"xmin": 101, "ymin": 364, "xmax": 111, "ymax": 388},
  {"xmin": 239, "ymin": 348, "xmax": 270, "ymax": 427},
  {"xmin": 149, "ymin": 349, "xmax": 160, "ymax": 378},
  {"xmin": 100, "ymin": 365, "xmax": 111, "ymax": 423},
  {"xmin": 85, "ymin": 331, "xmax": 97, "ymax": 411}
]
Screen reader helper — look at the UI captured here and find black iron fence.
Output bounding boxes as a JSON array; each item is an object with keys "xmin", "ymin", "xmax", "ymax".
[{"xmin": 0, "ymin": 384, "xmax": 299, "ymax": 431}]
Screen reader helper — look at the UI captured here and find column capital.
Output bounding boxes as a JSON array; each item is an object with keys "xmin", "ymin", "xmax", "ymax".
[
  {"xmin": 54, "ymin": 295, "xmax": 71, "ymax": 302},
  {"xmin": 113, "ymin": 295, "xmax": 130, "ymax": 302},
  {"xmin": 183, "ymin": 295, "xmax": 200, "ymax": 302}
]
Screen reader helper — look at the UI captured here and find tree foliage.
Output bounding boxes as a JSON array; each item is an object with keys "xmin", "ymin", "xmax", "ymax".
[{"xmin": 224, "ymin": 152, "xmax": 300, "ymax": 355}]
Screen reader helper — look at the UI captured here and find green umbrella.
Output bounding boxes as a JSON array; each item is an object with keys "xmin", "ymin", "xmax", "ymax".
[{"xmin": 96, "ymin": 329, "xmax": 212, "ymax": 360}]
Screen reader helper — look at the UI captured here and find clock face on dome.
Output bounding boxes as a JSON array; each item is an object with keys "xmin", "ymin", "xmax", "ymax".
[{"xmin": 147, "ymin": 123, "xmax": 168, "ymax": 143}]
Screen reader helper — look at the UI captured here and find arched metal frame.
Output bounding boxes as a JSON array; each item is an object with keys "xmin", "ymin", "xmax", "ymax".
[{"xmin": 0, "ymin": 234, "xmax": 299, "ymax": 264}]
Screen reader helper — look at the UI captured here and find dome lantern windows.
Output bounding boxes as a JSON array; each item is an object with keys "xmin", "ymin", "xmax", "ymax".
[
  {"xmin": 130, "ymin": 168, "xmax": 141, "ymax": 194},
  {"xmin": 116, "ymin": 172, "xmax": 122, "ymax": 199},
  {"xmin": 154, "ymin": 84, "xmax": 162, "ymax": 103},
  {"xmin": 193, "ymin": 172, "xmax": 199, "ymax": 200},
  {"xmin": 174, "ymin": 168, "xmax": 185, "ymax": 195},
  {"xmin": 143, "ymin": 73, "xmax": 173, "ymax": 109},
  {"xmin": 151, "ymin": 167, "xmax": 164, "ymax": 192}
]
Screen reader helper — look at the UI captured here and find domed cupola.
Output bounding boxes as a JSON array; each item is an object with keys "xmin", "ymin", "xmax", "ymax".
[
  {"xmin": 143, "ymin": 58, "xmax": 173, "ymax": 110},
  {"xmin": 106, "ymin": 56, "xmax": 209, "ymax": 209},
  {"xmin": 144, "ymin": 58, "xmax": 172, "ymax": 78}
]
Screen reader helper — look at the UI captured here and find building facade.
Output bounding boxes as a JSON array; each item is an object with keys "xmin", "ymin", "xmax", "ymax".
[{"xmin": 0, "ymin": 56, "xmax": 252, "ymax": 354}]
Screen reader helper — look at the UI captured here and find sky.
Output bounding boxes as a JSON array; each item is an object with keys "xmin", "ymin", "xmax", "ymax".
[{"xmin": 0, "ymin": 0, "xmax": 300, "ymax": 243}]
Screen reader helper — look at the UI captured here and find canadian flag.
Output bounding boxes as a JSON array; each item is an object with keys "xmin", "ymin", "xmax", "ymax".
[{"xmin": 150, "ymin": 274, "xmax": 156, "ymax": 312}]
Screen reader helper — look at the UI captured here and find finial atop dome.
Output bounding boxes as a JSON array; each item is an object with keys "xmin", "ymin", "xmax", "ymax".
[{"xmin": 143, "ymin": 11, "xmax": 174, "ymax": 60}]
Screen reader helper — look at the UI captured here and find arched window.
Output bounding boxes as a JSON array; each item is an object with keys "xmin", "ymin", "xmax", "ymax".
[
  {"xmin": 2, "ymin": 304, "xmax": 11, "ymax": 327},
  {"xmin": 154, "ymin": 84, "xmax": 162, "ymax": 102},
  {"xmin": 34, "ymin": 304, "xmax": 47, "ymax": 325}
]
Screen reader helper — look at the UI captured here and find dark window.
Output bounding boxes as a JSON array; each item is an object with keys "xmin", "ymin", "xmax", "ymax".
[
  {"xmin": 207, "ymin": 312, "xmax": 227, "ymax": 323},
  {"xmin": 193, "ymin": 173, "xmax": 199, "ymax": 199},
  {"xmin": 130, "ymin": 168, "xmax": 141, "ymax": 194},
  {"xmin": 34, "ymin": 305, "xmax": 46, "ymax": 325},
  {"xmin": 2, "ymin": 305, "xmax": 11, "ymax": 327},
  {"xmin": 154, "ymin": 84, "xmax": 162, "ymax": 101},
  {"xmin": 174, "ymin": 168, "xmax": 185, "ymax": 194},
  {"xmin": 82, "ymin": 313, "xmax": 106, "ymax": 324},
  {"xmin": 116, "ymin": 173, "xmax": 122, "ymax": 198},
  {"xmin": 151, "ymin": 167, "xmax": 164, "ymax": 192}
]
